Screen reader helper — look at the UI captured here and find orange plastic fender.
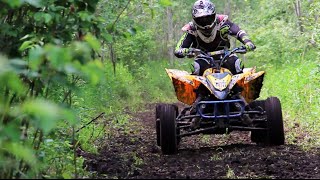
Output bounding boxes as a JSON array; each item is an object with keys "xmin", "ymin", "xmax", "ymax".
[
  {"xmin": 166, "ymin": 69, "xmax": 202, "ymax": 105},
  {"xmin": 238, "ymin": 68, "xmax": 265, "ymax": 103}
]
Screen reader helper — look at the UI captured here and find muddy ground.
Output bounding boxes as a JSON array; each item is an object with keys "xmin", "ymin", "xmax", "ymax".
[{"xmin": 79, "ymin": 103, "xmax": 320, "ymax": 179}]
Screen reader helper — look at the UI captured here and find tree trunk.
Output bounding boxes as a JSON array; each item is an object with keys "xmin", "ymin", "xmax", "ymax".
[
  {"xmin": 224, "ymin": 0, "xmax": 231, "ymax": 17},
  {"xmin": 294, "ymin": 0, "xmax": 304, "ymax": 33},
  {"xmin": 108, "ymin": 42, "xmax": 116, "ymax": 75},
  {"xmin": 167, "ymin": 7, "xmax": 174, "ymax": 64}
]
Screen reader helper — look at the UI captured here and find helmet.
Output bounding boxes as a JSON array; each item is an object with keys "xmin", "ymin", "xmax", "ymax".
[{"xmin": 192, "ymin": 0, "xmax": 217, "ymax": 38}]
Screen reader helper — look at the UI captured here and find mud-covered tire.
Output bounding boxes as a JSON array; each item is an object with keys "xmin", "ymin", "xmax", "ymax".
[
  {"xmin": 155, "ymin": 104, "xmax": 162, "ymax": 146},
  {"xmin": 156, "ymin": 104, "xmax": 179, "ymax": 147},
  {"xmin": 249, "ymin": 100, "xmax": 266, "ymax": 143},
  {"xmin": 159, "ymin": 104, "xmax": 178, "ymax": 155},
  {"xmin": 265, "ymin": 97, "xmax": 285, "ymax": 145},
  {"xmin": 172, "ymin": 104, "xmax": 181, "ymax": 146},
  {"xmin": 156, "ymin": 120, "xmax": 160, "ymax": 146}
]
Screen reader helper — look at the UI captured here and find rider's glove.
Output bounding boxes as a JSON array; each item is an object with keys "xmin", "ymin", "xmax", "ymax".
[
  {"xmin": 179, "ymin": 48, "xmax": 189, "ymax": 56},
  {"xmin": 187, "ymin": 48, "xmax": 202, "ymax": 58},
  {"xmin": 245, "ymin": 41, "xmax": 256, "ymax": 51}
]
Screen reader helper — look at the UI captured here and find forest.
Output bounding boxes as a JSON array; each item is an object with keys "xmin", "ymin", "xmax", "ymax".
[{"xmin": 0, "ymin": 0, "xmax": 319, "ymax": 179}]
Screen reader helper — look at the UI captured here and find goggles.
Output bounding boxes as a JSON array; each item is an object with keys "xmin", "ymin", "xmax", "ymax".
[{"xmin": 194, "ymin": 14, "xmax": 216, "ymax": 29}]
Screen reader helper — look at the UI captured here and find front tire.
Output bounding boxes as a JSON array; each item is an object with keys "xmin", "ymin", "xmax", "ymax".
[
  {"xmin": 265, "ymin": 97, "xmax": 285, "ymax": 145},
  {"xmin": 159, "ymin": 104, "xmax": 178, "ymax": 155},
  {"xmin": 155, "ymin": 104, "xmax": 162, "ymax": 146}
]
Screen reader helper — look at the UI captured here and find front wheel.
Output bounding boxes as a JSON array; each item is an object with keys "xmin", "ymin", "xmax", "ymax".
[
  {"xmin": 155, "ymin": 104, "xmax": 162, "ymax": 146},
  {"xmin": 265, "ymin": 97, "xmax": 285, "ymax": 145},
  {"xmin": 159, "ymin": 104, "xmax": 178, "ymax": 155}
]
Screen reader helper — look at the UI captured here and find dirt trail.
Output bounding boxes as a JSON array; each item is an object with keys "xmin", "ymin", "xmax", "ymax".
[{"xmin": 81, "ymin": 103, "xmax": 320, "ymax": 179}]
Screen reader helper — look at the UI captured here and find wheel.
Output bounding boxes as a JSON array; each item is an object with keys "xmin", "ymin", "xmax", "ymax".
[
  {"xmin": 156, "ymin": 104, "xmax": 180, "ymax": 147},
  {"xmin": 156, "ymin": 120, "xmax": 160, "ymax": 146},
  {"xmin": 159, "ymin": 104, "xmax": 178, "ymax": 155},
  {"xmin": 265, "ymin": 97, "xmax": 285, "ymax": 145},
  {"xmin": 249, "ymin": 100, "xmax": 266, "ymax": 144},
  {"xmin": 155, "ymin": 104, "xmax": 162, "ymax": 146},
  {"xmin": 173, "ymin": 104, "xmax": 181, "ymax": 146}
]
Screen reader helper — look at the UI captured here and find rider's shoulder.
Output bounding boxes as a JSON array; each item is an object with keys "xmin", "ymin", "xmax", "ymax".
[
  {"xmin": 217, "ymin": 14, "xmax": 229, "ymax": 26},
  {"xmin": 181, "ymin": 22, "xmax": 197, "ymax": 36}
]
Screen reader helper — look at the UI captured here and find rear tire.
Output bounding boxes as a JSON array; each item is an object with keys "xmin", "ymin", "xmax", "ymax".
[
  {"xmin": 265, "ymin": 97, "xmax": 285, "ymax": 145},
  {"xmin": 159, "ymin": 104, "xmax": 178, "ymax": 155}
]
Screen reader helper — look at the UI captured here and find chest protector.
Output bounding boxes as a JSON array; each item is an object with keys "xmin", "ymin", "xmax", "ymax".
[{"xmin": 182, "ymin": 15, "xmax": 229, "ymax": 43}]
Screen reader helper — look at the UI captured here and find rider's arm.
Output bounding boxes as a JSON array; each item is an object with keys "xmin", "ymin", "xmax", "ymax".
[
  {"xmin": 174, "ymin": 32, "xmax": 195, "ymax": 58},
  {"xmin": 227, "ymin": 20, "xmax": 253, "ymax": 45},
  {"xmin": 226, "ymin": 20, "xmax": 256, "ymax": 51}
]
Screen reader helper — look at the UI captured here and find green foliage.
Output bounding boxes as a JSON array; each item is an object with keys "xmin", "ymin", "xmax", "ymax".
[
  {"xmin": 39, "ymin": 135, "xmax": 89, "ymax": 179},
  {"xmin": 0, "ymin": 0, "xmax": 108, "ymax": 57},
  {"xmin": 133, "ymin": 59, "xmax": 192, "ymax": 103},
  {"xmin": 21, "ymin": 99, "xmax": 78, "ymax": 134},
  {"xmin": 0, "ymin": 56, "xmax": 27, "ymax": 96},
  {"xmin": 159, "ymin": 0, "xmax": 172, "ymax": 7},
  {"xmin": 0, "ymin": 0, "xmax": 107, "ymax": 178},
  {"xmin": 0, "ymin": 45, "xmax": 104, "ymax": 178},
  {"xmin": 0, "ymin": 0, "xmax": 319, "ymax": 178},
  {"xmin": 115, "ymin": 29, "xmax": 158, "ymax": 74}
]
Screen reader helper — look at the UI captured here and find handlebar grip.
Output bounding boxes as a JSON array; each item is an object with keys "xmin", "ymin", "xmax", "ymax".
[{"xmin": 234, "ymin": 46, "xmax": 247, "ymax": 54}]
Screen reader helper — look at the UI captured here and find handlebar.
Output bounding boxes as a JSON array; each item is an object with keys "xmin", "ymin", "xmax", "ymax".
[
  {"xmin": 187, "ymin": 46, "xmax": 248, "ymax": 70},
  {"xmin": 187, "ymin": 46, "xmax": 247, "ymax": 58}
]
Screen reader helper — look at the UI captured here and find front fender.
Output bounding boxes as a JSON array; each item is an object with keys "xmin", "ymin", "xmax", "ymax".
[
  {"xmin": 166, "ymin": 69, "xmax": 205, "ymax": 105},
  {"xmin": 238, "ymin": 67, "xmax": 265, "ymax": 103}
]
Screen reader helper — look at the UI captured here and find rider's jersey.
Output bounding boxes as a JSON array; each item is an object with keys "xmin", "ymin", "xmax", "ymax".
[{"xmin": 174, "ymin": 14, "xmax": 252, "ymax": 58}]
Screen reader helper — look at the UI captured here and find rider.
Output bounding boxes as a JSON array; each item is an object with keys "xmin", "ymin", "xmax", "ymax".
[{"xmin": 174, "ymin": 0, "xmax": 256, "ymax": 76}]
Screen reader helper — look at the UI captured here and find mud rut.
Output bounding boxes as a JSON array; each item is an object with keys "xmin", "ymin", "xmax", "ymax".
[{"xmin": 80, "ymin": 103, "xmax": 320, "ymax": 179}]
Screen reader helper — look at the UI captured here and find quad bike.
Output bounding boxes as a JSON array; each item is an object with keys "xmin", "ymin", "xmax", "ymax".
[{"xmin": 156, "ymin": 46, "xmax": 285, "ymax": 155}]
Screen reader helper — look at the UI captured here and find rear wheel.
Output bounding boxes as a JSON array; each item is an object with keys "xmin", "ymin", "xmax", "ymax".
[
  {"xmin": 265, "ymin": 97, "xmax": 285, "ymax": 145},
  {"xmin": 159, "ymin": 104, "xmax": 178, "ymax": 155}
]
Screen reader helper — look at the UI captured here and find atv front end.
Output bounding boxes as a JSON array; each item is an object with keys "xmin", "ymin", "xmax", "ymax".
[{"xmin": 156, "ymin": 97, "xmax": 285, "ymax": 155}]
